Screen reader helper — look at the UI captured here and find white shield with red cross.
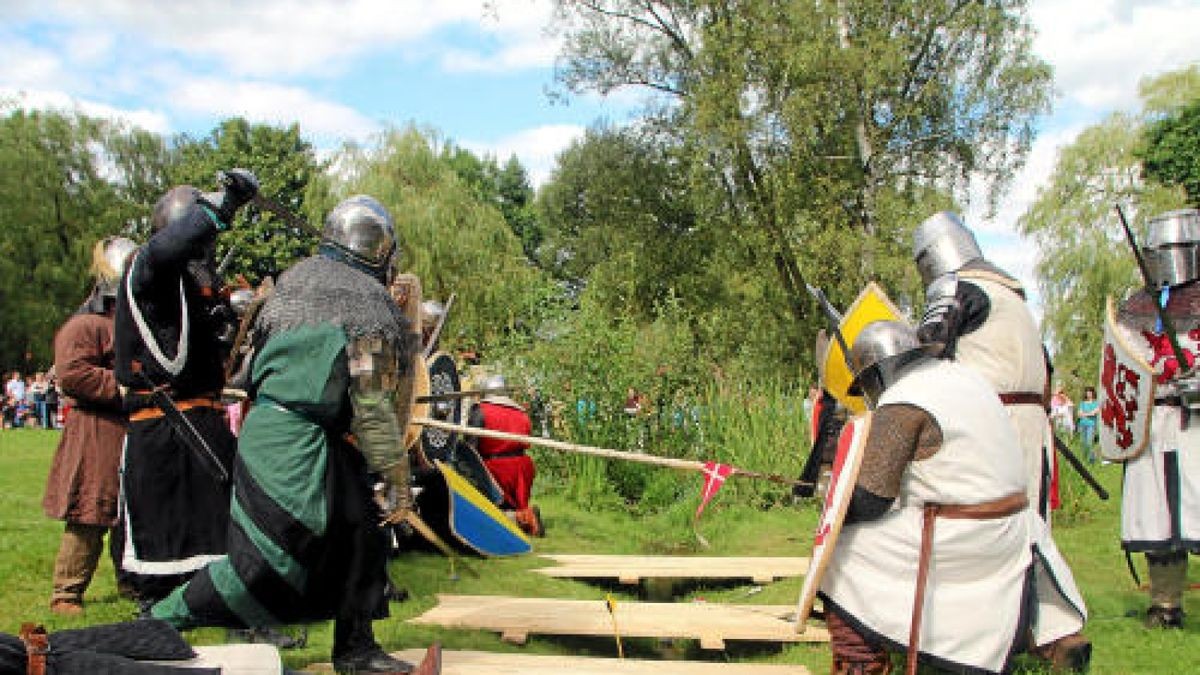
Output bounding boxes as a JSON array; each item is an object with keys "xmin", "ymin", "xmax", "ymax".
[
  {"xmin": 794, "ymin": 411, "xmax": 872, "ymax": 634},
  {"xmin": 1098, "ymin": 296, "xmax": 1157, "ymax": 461}
]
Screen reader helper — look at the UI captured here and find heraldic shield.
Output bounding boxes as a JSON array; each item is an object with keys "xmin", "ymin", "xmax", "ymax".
[
  {"xmin": 794, "ymin": 411, "xmax": 872, "ymax": 634},
  {"xmin": 1098, "ymin": 296, "xmax": 1156, "ymax": 461},
  {"xmin": 818, "ymin": 282, "xmax": 906, "ymax": 414}
]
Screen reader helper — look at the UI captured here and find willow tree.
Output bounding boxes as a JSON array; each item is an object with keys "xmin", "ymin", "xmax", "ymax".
[
  {"xmin": 313, "ymin": 127, "xmax": 558, "ymax": 354},
  {"xmin": 1018, "ymin": 67, "xmax": 1200, "ymax": 387},
  {"xmin": 550, "ymin": 0, "xmax": 1052, "ymax": 365}
]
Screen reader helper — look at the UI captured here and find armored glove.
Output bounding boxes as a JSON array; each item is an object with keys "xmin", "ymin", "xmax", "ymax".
[{"xmin": 201, "ymin": 168, "xmax": 259, "ymax": 228}]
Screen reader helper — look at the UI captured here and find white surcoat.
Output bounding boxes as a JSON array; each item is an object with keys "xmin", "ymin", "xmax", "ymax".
[
  {"xmin": 1114, "ymin": 309, "xmax": 1200, "ymax": 551},
  {"xmin": 956, "ymin": 270, "xmax": 1054, "ymax": 517},
  {"xmin": 819, "ymin": 360, "xmax": 1086, "ymax": 673}
]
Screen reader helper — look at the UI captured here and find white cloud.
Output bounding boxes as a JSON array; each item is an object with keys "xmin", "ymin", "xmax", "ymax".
[
  {"xmin": 64, "ymin": 29, "xmax": 114, "ymax": 64},
  {"xmin": 170, "ymin": 79, "xmax": 380, "ymax": 141},
  {"xmin": 33, "ymin": 0, "xmax": 558, "ymax": 79},
  {"xmin": 0, "ymin": 88, "xmax": 170, "ymax": 134},
  {"xmin": 463, "ymin": 123, "xmax": 584, "ymax": 187},
  {"xmin": 1032, "ymin": 0, "xmax": 1200, "ymax": 111},
  {"xmin": 0, "ymin": 38, "xmax": 69, "ymax": 91}
]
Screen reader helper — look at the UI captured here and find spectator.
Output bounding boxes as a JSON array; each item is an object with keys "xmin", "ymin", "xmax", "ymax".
[
  {"xmin": 30, "ymin": 371, "xmax": 49, "ymax": 429},
  {"xmin": 1049, "ymin": 384, "xmax": 1075, "ymax": 435},
  {"xmin": 45, "ymin": 374, "xmax": 61, "ymax": 429},
  {"xmin": 5, "ymin": 370, "xmax": 24, "ymax": 404},
  {"xmin": 1076, "ymin": 386, "xmax": 1099, "ymax": 463}
]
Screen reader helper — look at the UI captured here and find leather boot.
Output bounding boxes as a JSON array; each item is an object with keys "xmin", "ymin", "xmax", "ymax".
[
  {"xmin": 332, "ymin": 617, "xmax": 413, "ymax": 674},
  {"xmin": 1145, "ymin": 604, "xmax": 1185, "ymax": 629},
  {"xmin": 1032, "ymin": 632, "xmax": 1092, "ymax": 672},
  {"xmin": 1146, "ymin": 551, "xmax": 1187, "ymax": 628}
]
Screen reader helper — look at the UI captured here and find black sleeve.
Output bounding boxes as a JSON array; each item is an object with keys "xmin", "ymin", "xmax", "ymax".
[
  {"xmin": 920, "ymin": 281, "xmax": 990, "ymax": 359},
  {"xmin": 133, "ymin": 201, "xmax": 219, "ymax": 292}
]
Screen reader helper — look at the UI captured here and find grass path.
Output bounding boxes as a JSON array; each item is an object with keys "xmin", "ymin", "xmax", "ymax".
[{"xmin": 0, "ymin": 429, "xmax": 1194, "ymax": 673}]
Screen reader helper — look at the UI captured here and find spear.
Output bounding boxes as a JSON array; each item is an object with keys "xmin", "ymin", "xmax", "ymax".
[{"xmin": 411, "ymin": 417, "xmax": 811, "ymax": 488}]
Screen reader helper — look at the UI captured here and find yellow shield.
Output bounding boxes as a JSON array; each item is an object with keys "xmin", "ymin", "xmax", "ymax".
[{"xmin": 818, "ymin": 282, "xmax": 907, "ymax": 413}]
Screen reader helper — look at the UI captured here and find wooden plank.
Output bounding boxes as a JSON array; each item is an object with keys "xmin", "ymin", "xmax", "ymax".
[
  {"xmin": 309, "ymin": 649, "xmax": 812, "ymax": 674},
  {"xmin": 535, "ymin": 555, "xmax": 810, "ymax": 584},
  {"xmin": 408, "ymin": 595, "xmax": 828, "ymax": 648}
]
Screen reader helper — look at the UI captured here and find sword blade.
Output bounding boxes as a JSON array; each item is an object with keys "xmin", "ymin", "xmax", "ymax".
[{"xmin": 252, "ymin": 193, "xmax": 323, "ymax": 239}]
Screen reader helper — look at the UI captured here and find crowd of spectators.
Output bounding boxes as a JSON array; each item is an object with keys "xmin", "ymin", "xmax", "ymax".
[{"xmin": 3, "ymin": 369, "xmax": 62, "ymax": 429}]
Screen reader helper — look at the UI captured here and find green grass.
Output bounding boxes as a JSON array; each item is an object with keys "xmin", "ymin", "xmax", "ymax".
[{"xmin": 0, "ymin": 429, "xmax": 1195, "ymax": 673}]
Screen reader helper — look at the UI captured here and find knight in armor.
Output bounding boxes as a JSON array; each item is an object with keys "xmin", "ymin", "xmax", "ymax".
[
  {"xmin": 114, "ymin": 170, "xmax": 258, "ymax": 607},
  {"xmin": 912, "ymin": 211, "xmax": 1056, "ymax": 520},
  {"xmin": 819, "ymin": 320, "xmax": 1089, "ymax": 674},
  {"xmin": 467, "ymin": 374, "xmax": 543, "ymax": 536},
  {"xmin": 151, "ymin": 195, "xmax": 422, "ymax": 674},
  {"xmin": 1113, "ymin": 208, "xmax": 1200, "ymax": 628},
  {"xmin": 43, "ymin": 236, "xmax": 138, "ymax": 615}
]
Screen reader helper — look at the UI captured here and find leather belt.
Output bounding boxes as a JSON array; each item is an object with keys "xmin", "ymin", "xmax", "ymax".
[
  {"xmin": 999, "ymin": 391, "xmax": 1044, "ymax": 407},
  {"xmin": 907, "ymin": 493, "xmax": 1028, "ymax": 675},
  {"xmin": 1156, "ymin": 396, "xmax": 1183, "ymax": 407},
  {"xmin": 129, "ymin": 397, "xmax": 225, "ymax": 422},
  {"xmin": 19, "ymin": 623, "xmax": 48, "ymax": 675}
]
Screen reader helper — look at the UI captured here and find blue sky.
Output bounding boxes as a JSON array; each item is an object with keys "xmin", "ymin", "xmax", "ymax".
[{"xmin": 2, "ymin": 0, "xmax": 1199, "ymax": 308}]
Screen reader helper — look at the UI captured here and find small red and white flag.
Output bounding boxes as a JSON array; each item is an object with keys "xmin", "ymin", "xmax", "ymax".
[{"xmin": 695, "ymin": 461, "xmax": 734, "ymax": 519}]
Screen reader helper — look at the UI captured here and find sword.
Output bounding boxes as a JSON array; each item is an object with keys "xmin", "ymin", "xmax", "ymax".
[
  {"xmin": 133, "ymin": 371, "xmax": 230, "ymax": 484},
  {"xmin": 415, "ymin": 387, "xmax": 512, "ymax": 403},
  {"xmin": 805, "ymin": 284, "xmax": 853, "ymax": 369},
  {"xmin": 422, "ymin": 292, "xmax": 456, "ymax": 359},
  {"xmin": 250, "ymin": 192, "xmax": 324, "ymax": 240},
  {"xmin": 1051, "ymin": 434, "xmax": 1108, "ymax": 500},
  {"xmin": 1115, "ymin": 204, "xmax": 1191, "ymax": 374}
]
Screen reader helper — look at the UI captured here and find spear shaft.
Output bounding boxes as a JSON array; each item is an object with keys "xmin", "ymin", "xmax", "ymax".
[{"xmin": 411, "ymin": 417, "xmax": 810, "ymax": 488}]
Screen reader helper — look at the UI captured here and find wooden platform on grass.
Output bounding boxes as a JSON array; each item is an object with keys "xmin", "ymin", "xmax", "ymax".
[
  {"xmin": 308, "ymin": 649, "xmax": 812, "ymax": 673},
  {"xmin": 408, "ymin": 594, "xmax": 828, "ymax": 650},
  {"xmin": 534, "ymin": 555, "xmax": 810, "ymax": 585}
]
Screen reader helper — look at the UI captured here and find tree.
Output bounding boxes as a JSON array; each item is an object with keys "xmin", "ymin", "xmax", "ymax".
[
  {"xmin": 548, "ymin": 0, "xmax": 1051, "ymax": 370},
  {"xmin": 536, "ymin": 125, "xmax": 712, "ymax": 313},
  {"xmin": 0, "ymin": 108, "xmax": 169, "ymax": 371},
  {"xmin": 168, "ymin": 118, "xmax": 324, "ymax": 283},
  {"xmin": 314, "ymin": 127, "xmax": 559, "ymax": 353},
  {"xmin": 1141, "ymin": 98, "xmax": 1200, "ymax": 206},
  {"xmin": 1018, "ymin": 67, "xmax": 1200, "ymax": 387}
]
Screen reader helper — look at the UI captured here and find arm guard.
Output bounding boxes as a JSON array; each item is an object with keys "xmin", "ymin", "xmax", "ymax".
[
  {"xmin": 916, "ymin": 273, "xmax": 990, "ymax": 358},
  {"xmin": 347, "ymin": 336, "xmax": 416, "ymax": 508}
]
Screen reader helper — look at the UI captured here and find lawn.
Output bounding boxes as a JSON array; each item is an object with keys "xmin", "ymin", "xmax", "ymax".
[{"xmin": 0, "ymin": 429, "xmax": 1194, "ymax": 673}]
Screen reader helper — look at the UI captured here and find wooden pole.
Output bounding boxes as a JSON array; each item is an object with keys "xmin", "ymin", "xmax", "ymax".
[{"xmin": 411, "ymin": 417, "xmax": 810, "ymax": 488}]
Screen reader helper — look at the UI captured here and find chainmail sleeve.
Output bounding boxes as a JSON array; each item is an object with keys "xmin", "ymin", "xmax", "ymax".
[
  {"xmin": 845, "ymin": 403, "xmax": 942, "ymax": 523},
  {"xmin": 346, "ymin": 337, "xmax": 414, "ymax": 476}
]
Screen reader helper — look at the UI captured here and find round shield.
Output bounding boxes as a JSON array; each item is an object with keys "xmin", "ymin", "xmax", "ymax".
[{"xmin": 421, "ymin": 351, "xmax": 462, "ymax": 462}]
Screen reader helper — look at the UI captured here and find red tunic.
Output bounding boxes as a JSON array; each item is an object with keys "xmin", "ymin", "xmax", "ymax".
[{"xmin": 477, "ymin": 400, "xmax": 536, "ymax": 510}]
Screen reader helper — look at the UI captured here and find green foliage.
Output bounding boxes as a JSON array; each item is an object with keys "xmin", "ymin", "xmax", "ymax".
[
  {"xmin": 440, "ymin": 145, "xmax": 541, "ymax": 262},
  {"xmin": 548, "ymin": 0, "xmax": 1051, "ymax": 376},
  {"xmin": 0, "ymin": 107, "xmax": 170, "ymax": 371},
  {"xmin": 315, "ymin": 127, "xmax": 559, "ymax": 354},
  {"xmin": 168, "ymin": 118, "xmax": 325, "ymax": 283},
  {"xmin": 1141, "ymin": 98, "xmax": 1200, "ymax": 206},
  {"xmin": 1018, "ymin": 66, "xmax": 1197, "ymax": 387}
]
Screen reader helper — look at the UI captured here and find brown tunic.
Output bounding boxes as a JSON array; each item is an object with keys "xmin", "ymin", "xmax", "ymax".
[{"xmin": 42, "ymin": 312, "xmax": 126, "ymax": 525}]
